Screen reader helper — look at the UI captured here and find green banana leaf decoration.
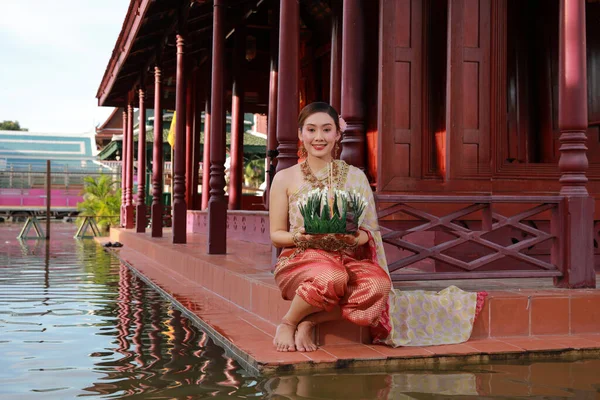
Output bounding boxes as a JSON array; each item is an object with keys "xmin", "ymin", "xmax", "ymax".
[{"xmin": 298, "ymin": 189, "xmax": 367, "ymax": 234}]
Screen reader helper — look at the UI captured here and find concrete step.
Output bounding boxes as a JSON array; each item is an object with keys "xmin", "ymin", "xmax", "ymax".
[
  {"xmin": 109, "ymin": 228, "xmax": 600, "ymax": 344},
  {"xmin": 109, "ymin": 228, "xmax": 370, "ymax": 345}
]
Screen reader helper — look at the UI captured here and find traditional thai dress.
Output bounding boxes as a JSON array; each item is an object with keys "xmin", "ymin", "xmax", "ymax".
[{"xmin": 274, "ymin": 160, "xmax": 486, "ymax": 347}]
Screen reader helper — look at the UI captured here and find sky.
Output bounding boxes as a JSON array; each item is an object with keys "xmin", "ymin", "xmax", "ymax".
[{"xmin": 0, "ymin": 1, "xmax": 130, "ymax": 134}]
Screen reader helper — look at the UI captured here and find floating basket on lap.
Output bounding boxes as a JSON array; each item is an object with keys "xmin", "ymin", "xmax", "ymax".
[{"xmin": 298, "ymin": 189, "xmax": 367, "ymax": 234}]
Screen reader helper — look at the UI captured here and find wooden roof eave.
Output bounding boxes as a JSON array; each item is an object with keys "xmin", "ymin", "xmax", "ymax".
[
  {"xmin": 97, "ymin": 0, "xmax": 154, "ymax": 107},
  {"xmin": 98, "ymin": 0, "xmax": 272, "ymax": 108},
  {"xmin": 98, "ymin": 1, "xmax": 205, "ymax": 108}
]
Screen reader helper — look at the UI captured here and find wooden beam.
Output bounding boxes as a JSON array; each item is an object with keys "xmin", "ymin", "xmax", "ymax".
[
  {"xmin": 151, "ymin": 65, "xmax": 164, "ymax": 237},
  {"xmin": 207, "ymin": 0, "xmax": 228, "ymax": 254},
  {"xmin": 98, "ymin": 0, "xmax": 153, "ymax": 107},
  {"xmin": 555, "ymin": 0, "xmax": 595, "ymax": 288},
  {"xmin": 125, "ymin": 104, "xmax": 135, "ymax": 229},
  {"xmin": 172, "ymin": 33, "xmax": 188, "ymax": 244},
  {"xmin": 136, "ymin": 87, "xmax": 147, "ymax": 232},
  {"xmin": 275, "ymin": 0, "xmax": 299, "ymax": 172}
]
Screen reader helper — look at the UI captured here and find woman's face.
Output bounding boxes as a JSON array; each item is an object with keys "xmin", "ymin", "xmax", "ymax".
[{"xmin": 298, "ymin": 112, "xmax": 340, "ymax": 160}]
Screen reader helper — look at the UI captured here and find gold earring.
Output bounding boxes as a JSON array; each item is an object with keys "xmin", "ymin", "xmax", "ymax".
[
  {"xmin": 298, "ymin": 142, "xmax": 308, "ymax": 158},
  {"xmin": 333, "ymin": 141, "xmax": 341, "ymax": 159}
]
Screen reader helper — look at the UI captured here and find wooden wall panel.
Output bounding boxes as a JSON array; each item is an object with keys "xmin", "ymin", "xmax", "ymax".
[
  {"xmin": 365, "ymin": 0, "xmax": 380, "ymax": 184},
  {"xmin": 394, "ymin": 0, "xmax": 411, "ymax": 47},
  {"xmin": 392, "ymin": 144, "xmax": 411, "ymax": 178},
  {"xmin": 447, "ymin": 0, "xmax": 491, "ymax": 178},
  {"xmin": 424, "ymin": 0, "xmax": 448, "ymax": 179},
  {"xmin": 379, "ymin": 0, "xmax": 423, "ymax": 191},
  {"xmin": 462, "ymin": 143, "xmax": 479, "ymax": 174},
  {"xmin": 503, "ymin": 0, "xmax": 559, "ymax": 165},
  {"xmin": 463, "ymin": 0, "xmax": 480, "ymax": 48},
  {"xmin": 587, "ymin": 2, "xmax": 600, "ymax": 125},
  {"xmin": 588, "ymin": 126, "xmax": 600, "ymax": 163},
  {"xmin": 462, "ymin": 61, "xmax": 480, "ymax": 143},
  {"xmin": 393, "ymin": 62, "xmax": 411, "ymax": 143},
  {"xmin": 586, "ymin": 2, "xmax": 600, "ymax": 169}
]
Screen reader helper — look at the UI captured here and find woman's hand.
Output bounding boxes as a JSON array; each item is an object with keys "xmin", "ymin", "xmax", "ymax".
[
  {"xmin": 330, "ymin": 232, "xmax": 361, "ymax": 247},
  {"xmin": 293, "ymin": 230, "xmax": 360, "ymax": 251}
]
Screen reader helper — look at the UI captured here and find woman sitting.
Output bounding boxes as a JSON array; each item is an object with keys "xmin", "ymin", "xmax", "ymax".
[{"xmin": 269, "ymin": 102, "xmax": 485, "ymax": 352}]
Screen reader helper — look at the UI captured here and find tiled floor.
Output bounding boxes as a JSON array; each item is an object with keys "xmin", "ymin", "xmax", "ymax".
[{"xmin": 100, "ymin": 228, "xmax": 600, "ymax": 375}]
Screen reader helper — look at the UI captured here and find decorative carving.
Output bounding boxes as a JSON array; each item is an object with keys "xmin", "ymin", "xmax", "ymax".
[{"xmin": 377, "ymin": 195, "xmax": 565, "ymax": 281}]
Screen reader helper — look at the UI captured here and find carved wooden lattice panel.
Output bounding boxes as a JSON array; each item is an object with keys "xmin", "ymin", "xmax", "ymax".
[{"xmin": 376, "ymin": 195, "xmax": 564, "ymax": 280}]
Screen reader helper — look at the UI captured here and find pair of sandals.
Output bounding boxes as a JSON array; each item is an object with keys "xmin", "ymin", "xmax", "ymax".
[{"xmin": 103, "ymin": 241, "xmax": 123, "ymax": 248}]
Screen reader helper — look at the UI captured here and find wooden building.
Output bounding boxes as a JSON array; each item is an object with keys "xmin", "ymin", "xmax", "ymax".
[{"xmin": 97, "ymin": 0, "xmax": 598, "ymax": 288}]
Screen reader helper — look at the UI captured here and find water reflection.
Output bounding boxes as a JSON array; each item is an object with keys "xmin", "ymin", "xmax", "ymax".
[
  {"xmin": 262, "ymin": 361, "xmax": 600, "ymax": 399},
  {"xmin": 0, "ymin": 225, "xmax": 257, "ymax": 399},
  {"xmin": 1, "ymin": 224, "xmax": 600, "ymax": 399}
]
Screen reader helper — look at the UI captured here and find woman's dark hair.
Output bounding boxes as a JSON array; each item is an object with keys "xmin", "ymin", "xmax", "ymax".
[{"xmin": 297, "ymin": 102, "xmax": 340, "ymax": 131}]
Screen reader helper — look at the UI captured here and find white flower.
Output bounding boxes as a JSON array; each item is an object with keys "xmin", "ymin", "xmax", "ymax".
[{"xmin": 339, "ymin": 116, "xmax": 348, "ymax": 132}]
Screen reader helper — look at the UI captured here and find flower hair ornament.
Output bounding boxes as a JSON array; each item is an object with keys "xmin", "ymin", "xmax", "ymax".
[{"xmin": 338, "ymin": 116, "xmax": 347, "ymax": 132}]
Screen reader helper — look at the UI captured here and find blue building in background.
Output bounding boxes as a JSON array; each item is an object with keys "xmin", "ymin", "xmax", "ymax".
[{"xmin": 0, "ymin": 130, "xmax": 103, "ymax": 173}]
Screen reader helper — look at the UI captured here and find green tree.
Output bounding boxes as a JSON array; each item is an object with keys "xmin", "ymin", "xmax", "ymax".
[
  {"xmin": 244, "ymin": 159, "xmax": 265, "ymax": 188},
  {"xmin": 0, "ymin": 120, "xmax": 28, "ymax": 131},
  {"xmin": 77, "ymin": 175, "xmax": 121, "ymax": 233}
]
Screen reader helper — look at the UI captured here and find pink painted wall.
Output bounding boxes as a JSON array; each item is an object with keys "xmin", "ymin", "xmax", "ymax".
[
  {"xmin": 0, "ymin": 188, "xmax": 82, "ymax": 208},
  {"xmin": 187, "ymin": 210, "xmax": 271, "ymax": 245}
]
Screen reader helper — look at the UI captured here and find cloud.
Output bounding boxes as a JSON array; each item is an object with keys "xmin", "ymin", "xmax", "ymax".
[
  {"xmin": 0, "ymin": 1, "xmax": 129, "ymax": 133},
  {"xmin": 0, "ymin": 1, "xmax": 127, "ymax": 53}
]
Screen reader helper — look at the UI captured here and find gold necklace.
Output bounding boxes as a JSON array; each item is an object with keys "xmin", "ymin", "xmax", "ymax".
[{"xmin": 301, "ymin": 160, "xmax": 340, "ymax": 190}]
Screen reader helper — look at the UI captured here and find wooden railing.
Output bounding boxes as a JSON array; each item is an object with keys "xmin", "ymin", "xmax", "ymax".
[
  {"xmin": 99, "ymin": 160, "xmax": 122, "ymax": 171},
  {"xmin": 129, "ymin": 205, "xmax": 172, "ymax": 228},
  {"xmin": 376, "ymin": 195, "xmax": 565, "ymax": 281}
]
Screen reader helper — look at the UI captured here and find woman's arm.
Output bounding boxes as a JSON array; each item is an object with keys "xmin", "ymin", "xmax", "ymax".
[
  {"xmin": 269, "ymin": 171, "xmax": 295, "ymax": 248},
  {"xmin": 356, "ymin": 230, "xmax": 369, "ymax": 246},
  {"xmin": 269, "ymin": 166, "xmax": 370, "ymax": 249},
  {"xmin": 354, "ymin": 169, "xmax": 378, "ymax": 247}
]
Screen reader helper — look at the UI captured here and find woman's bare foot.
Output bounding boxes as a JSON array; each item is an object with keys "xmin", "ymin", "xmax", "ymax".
[
  {"xmin": 274, "ymin": 319, "xmax": 297, "ymax": 352},
  {"xmin": 295, "ymin": 320, "xmax": 317, "ymax": 352}
]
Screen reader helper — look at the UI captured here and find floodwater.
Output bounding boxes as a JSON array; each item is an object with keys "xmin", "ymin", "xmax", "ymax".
[{"xmin": 1, "ymin": 224, "xmax": 600, "ymax": 399}]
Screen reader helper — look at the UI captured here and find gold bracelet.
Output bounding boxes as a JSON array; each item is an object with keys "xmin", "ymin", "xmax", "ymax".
[
  {"xmin": 292, "ymin": 231, "xmax": 308, "ymax": 250},
  {"xmin": 345, "ymin": 235, "xmax": 359, "ymax": 251}
]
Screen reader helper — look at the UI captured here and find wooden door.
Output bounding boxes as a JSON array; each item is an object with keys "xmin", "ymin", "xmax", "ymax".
[
  {"xmin": 446, "ymin": 0, "xmax": 492, "ymax": 179},
  {"xmin": 379, "ymin": 0, "xmax": 492, "ymax": 192},
  {"xmin": 378, "ymin": 0, "xmax": 424, "ymax": 192}
]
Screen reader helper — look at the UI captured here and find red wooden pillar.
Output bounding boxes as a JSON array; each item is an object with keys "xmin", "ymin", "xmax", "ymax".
[
  {"xmin": 340, "ymin": 0, "xmax": 366, "ymax": 170},
  {"xmin": 329, "ymin": 0, "xmax": 343, "ymax": 112},
  {"xmin": 136, "ymin": 88, "xmax": 147, "ymax": 232},
  {"xmin": 173, "ymin": 34, "xmax": 187, "ymax": 244},
  {"xmin": 556, "ymin": 0, "xmax": 595, "ymax": 288},
  {"xmin": 151, "ymin": 65, "xmax": 164, "ymax": 238},
  {"xmin": 275, "ymin": 0, "xmax": 300, "ymax": 172},
  {"xmin": 264, "ymin": 0, "xmax": 279, "ymax": 209},
  {"xmin": 201, "ymin": 94, "xmax": 211, "ymax": 210},
  {"xmin": 185, "ymin": 75, "xmax": 195, "ymax": 208},
  {"xmin": 191, "ymin": 70, "xmax": 203, "ymax": 210},
  {"xmin": 120, "ymin": 110, "xmax": 127, "ymax": 227},
  {"xmin": 125, "ymin": 103, "xmax": 135, "ymax": 229},
  {"xmin": 207, "ymin": 0, "xmax": 227, "ymax": 254},
  {"xmin": 228, "ymin": 25, "xmax": 246, "ymax": 210}
]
